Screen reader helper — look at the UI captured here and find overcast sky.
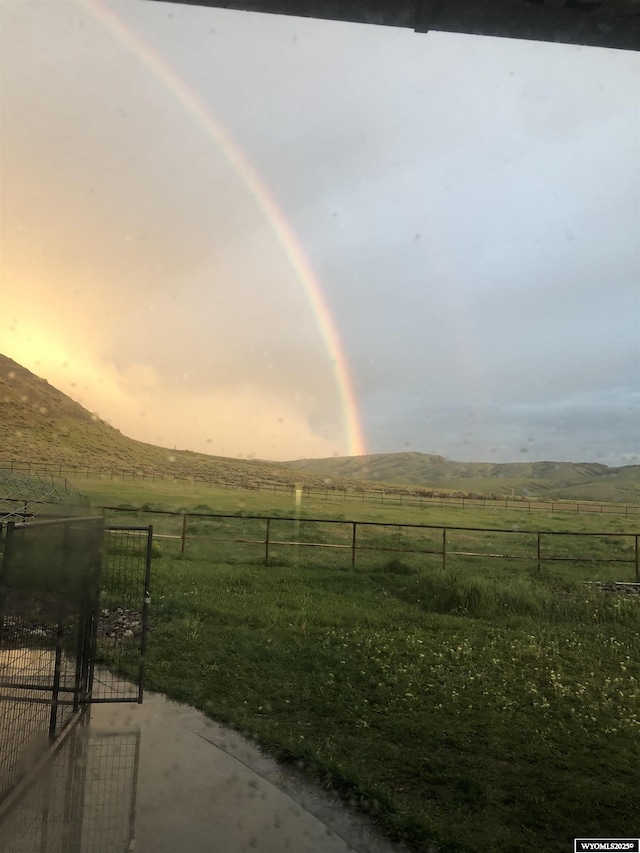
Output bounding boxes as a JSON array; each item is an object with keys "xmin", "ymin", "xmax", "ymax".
[{"xmin": 1, "ymin": 0, "xmax": 638, "ymax": 465}]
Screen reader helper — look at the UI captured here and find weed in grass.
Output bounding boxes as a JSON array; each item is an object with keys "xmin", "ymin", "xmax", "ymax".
[
  {"xmin": 376, "ymin": 557, "xmax": 417, "ymax": 575},
  {"xmin": 181, "ymin": 616, "xmax": 202, "ymax": 641}
]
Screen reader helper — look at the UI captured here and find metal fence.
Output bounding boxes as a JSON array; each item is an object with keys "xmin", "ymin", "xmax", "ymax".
[
  {"xmin": 101, "ymin": 506, "xmax": 640, "ymax": 583},
  {"xmin": 0, "ymin": 715, "xmax": 140, "ymax": 853},
  {"xmin": 2, "ymin": 459, "xmax": 638, "ymax": 518},
  {"xmin": 0, "ymin": 469, "xmax": 89, "ymax": 524},
  {"xmin": 0, "ymin": 517, "xmax": 104, "ymax": 806},
  {"xmin": 92, "ymin": 526, "xmax": 152, "ymax": 703},
  {"xmin": 0, "ymin": 517, "xmax": 152, "ymax": 811}
]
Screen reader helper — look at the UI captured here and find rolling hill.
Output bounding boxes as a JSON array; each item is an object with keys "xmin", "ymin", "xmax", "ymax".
[
  {"xmin": 0, "ymin": 354, "xmax": 428, "ymax": 494},
  {"xmin": 283, "ymin": 453, "xmax": 640, "ymax": 503},
  {"xmin": 1, "ymin": 354, "xmax": 637, "ymax": 502},
  {"xmin": 0, "ymin": 354, "xmax": 309, "ymax": 486}
]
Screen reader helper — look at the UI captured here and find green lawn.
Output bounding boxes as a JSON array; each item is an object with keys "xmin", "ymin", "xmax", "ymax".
[{"xmin": 88, "ymin": 478, "xmax": 640, "ymax": 853}]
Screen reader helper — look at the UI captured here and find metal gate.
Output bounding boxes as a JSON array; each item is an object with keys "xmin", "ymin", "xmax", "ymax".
[
  {"xmin": 91, "ymin": 525, "xmax": 152, "ymax": 704},
  {"xmin": 0, "ymin": 717, "xmax": 141, "ymax": 853},
  {"xmin": 0, "ymin": 517, "xmax": 104, "ymax": 806},
  {"xmin": 0, "ymin": 518, "xmax": 152, "ymax": 811}
]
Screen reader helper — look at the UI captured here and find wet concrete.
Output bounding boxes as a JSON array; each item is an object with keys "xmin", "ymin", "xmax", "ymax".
[{"xmin": 1, "ymin": 688, "xmax": 408, "ymax": 853}]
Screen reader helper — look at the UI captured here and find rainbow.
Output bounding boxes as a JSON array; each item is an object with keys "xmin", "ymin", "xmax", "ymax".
[{"xmin": 81, "ymin": 0, "xmax": 366, "ymax": 457}]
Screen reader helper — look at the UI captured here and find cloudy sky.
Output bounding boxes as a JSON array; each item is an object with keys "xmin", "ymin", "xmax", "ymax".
[{"xmin": 1, "ymin": 0, "xmax": 638, "ymax": 465}]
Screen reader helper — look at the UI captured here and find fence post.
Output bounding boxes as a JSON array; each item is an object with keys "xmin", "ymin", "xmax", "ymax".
[
  {"xmin": 635, "ymin": 535, "xmax": 639, "ymax": 583},
  {"xmin": 265, "ymin": 517, "xmax": 270, "ymax": 563},
  {"xmin": 1, "ymin": 521, "xmax": 16, "ymax": 583},
  {"xmin": 351, "ymin": 522, "xmax": 357, "ymax": 569},
  {"xmin": 50, "ymin": 521, "xmax": 73, "ymax": 739},
  {"xmin": 49, "ymin": 616, "xmax": 65, "ymax": 740},
  {"xmin": 138, "ymin": 525, "xmax": 154, "ymax": 704},
  {"xmin": 181, "ymin": 514, "xmax": 188, "ymax": 554},
  {"xmin": 537, "ymin": 532, "xmax": 541, "ymax": 572},
  {"xmin": 442, "ymin": 528, "xmax": 447, "ymax": 571}
]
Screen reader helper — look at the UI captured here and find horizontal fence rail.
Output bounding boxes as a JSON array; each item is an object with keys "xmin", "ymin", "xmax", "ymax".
[
  {"xmin": 2, "ymin": 460, "xmax": 638, "ymax": 519},
  {"xmin": 98, "ymin": 506, "xmax": 640, "ymax": 582}
]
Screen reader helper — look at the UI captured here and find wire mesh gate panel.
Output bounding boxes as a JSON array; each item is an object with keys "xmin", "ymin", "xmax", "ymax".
[
  {"xmin": 92, "ymin": 526, "xmax": 152, "ymax": 703},
  {"xmin": 0, "ymin": 517, "xmax": 103, "ymax": 806},
  {"xmin": 0, "ymin": 718, "xmax": 141, "ymax": 853},
  {"xmin": 0, "ymin": 519, "xmax": 152, "ymax": 813}
]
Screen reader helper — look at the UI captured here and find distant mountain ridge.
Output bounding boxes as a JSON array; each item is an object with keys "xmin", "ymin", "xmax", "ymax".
[
  {"xmin": 1, "ymin": 354, "xmax": 637, "ymax": 502},
  {"xmin": 283, "ymin": 452, "xmax": 640, "ymax": 503}
]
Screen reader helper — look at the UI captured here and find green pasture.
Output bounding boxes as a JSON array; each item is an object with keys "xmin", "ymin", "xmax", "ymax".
[
  {"xmin": 72, "ymin": 474, "xmax": 640, "ymax": 531},
  {"xmin": 75, "ymin": 474, "xmax": 639, "ymax": 530},
  {"xmin": 81, "ymin": 475, "xmax": 640, "ymax": 852},
  {"xmin": 98, "ymin": 534, "xmax": 640, "ymax": 853},
  {"xmin": 72, "ymin": 476, "xmax": 640, "ymax": 585}
]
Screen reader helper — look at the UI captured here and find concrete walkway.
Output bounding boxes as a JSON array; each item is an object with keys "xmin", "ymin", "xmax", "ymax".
[{"xmin": 1, "ymin": 690, "xmax": 409, "ymax": 853}]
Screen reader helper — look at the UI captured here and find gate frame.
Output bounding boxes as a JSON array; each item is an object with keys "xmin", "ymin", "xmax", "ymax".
[{"xmin": 88, "ymin": 525, "xmax": 153, "ymax": 705}]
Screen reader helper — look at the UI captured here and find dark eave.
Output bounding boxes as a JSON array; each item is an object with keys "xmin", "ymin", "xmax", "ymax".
[{"xmin": 155, "ymin": 0, "xmax": 640, "ymax": 51}]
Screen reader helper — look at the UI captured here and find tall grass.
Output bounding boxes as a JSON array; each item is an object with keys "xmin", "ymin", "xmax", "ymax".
[{"xmin": 374, "ymin": 560, "xmax": 640, "ymax": 625}]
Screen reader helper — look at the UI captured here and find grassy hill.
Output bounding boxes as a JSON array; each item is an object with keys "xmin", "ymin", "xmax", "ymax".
[
  {"xmin": 0, "ymin": 354, "xmax": 338, "ymax": 488},
  {"xmin": 0, "ymin": 355, "xmax": 442, "ymax": 495},
  {"xmin": 283, "ymin": 452, "xmax": 640, "ymax": 503},
  {"xmin": 2, "ymin": 354, "xmax": 637, "ymax": 503}
]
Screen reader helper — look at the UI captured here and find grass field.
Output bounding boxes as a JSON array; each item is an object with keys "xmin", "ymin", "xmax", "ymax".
[
  {"xmin": 79, "ymin": 476, "xmax": 640, "ymax": 585},
  {"xmin": 81, "ymin": 477, "xmax": 640, "ymax": 853},
  {"xmin": 78, "ymin": 475, "xmax": 639, "ymax": 529}
]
